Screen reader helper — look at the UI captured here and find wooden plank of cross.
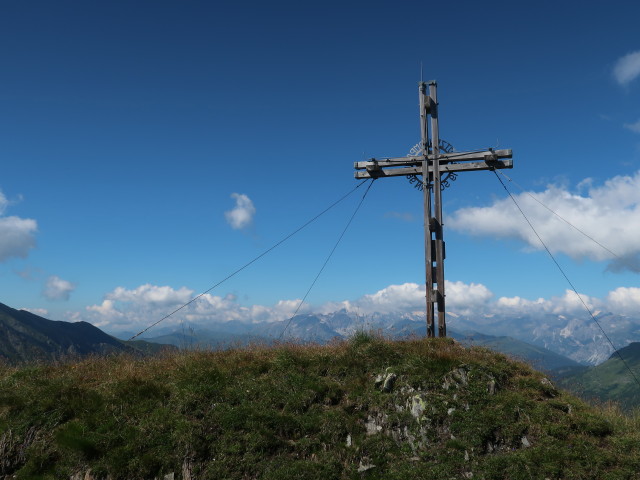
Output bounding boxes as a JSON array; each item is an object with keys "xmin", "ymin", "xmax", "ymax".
[{"xmin": 354, "ymin": 81, "xmax": 513, "ymax": 338}]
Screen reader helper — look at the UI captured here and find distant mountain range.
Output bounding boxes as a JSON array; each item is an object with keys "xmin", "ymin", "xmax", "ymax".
[
  {"xmin": 109, "ymin": 307, "xmax": 640, "ymax": 367},
  {"xmin": 446, "ymin": 311, "xmax": 640, "ymax": 365},
  {"xmin": 134, "ymin": 312, "xmax": 581, "ymax": 374},
  {"xmin": 0, "ymin": 302, "xmax": 172, "ymax": 364}
]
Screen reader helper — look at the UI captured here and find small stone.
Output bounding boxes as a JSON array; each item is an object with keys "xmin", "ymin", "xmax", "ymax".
[
  {"xmin": 382, "ymin": 373, "xmax": 397, "ymax": 392},
  {"xmin": 357, "ymin": 461, "xmax": 376, "ymax": 472},
  {"xmin": 464, "ymin": 450, "xmax": 470, "ymax": 461},
  {"xmin": 487, "ymin": 378, "xmax": 496, "ymax": 395},
  {"xmin": 540, "ymin": 378, "xmax": 558, "ymax": 397},
  {"xmin": 521, "ymin": 436, "xmax": 531, "ymax": 448},
  {"xmin": 346, "ymin": 434, "xmax": 352, "ymax": 447},
  {"xmin": 365, "ymin": 416, "xmax": 378, "ymax": 436},
  {"xmin": 411, "ymin": 395, "xmax": 426, "ymax": 419},
  {"xmin": 447, "ymin": 407, "xmax": 456, "ymax": 415}
]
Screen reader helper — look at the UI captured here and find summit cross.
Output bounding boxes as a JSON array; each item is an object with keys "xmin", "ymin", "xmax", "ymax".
[{"xmin": 354, "ymin": 81, "xmax": 513, "ymax": 337}]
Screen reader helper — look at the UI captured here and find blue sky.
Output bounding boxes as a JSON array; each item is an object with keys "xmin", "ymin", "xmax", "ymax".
[{"xmin": 1, "ymin": 0, "xmax": 640, "ymax": 333}]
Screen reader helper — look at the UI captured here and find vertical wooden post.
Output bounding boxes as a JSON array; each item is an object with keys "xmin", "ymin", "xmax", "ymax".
[
  {"xmin": 429, "ymin": 81, "xmax": 447, "ymax": 337},
  {"xmin": 420, "ymin": 82, "xmax": 435, "ymax": 337}
]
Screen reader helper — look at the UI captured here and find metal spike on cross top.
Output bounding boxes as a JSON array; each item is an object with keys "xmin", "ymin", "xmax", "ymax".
[{"xmin": 354, "ymin": 81, "xmax": 513, "ymax": 338}]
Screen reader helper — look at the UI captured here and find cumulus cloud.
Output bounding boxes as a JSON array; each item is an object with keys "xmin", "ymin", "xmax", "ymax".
[
  {"xmin": 446, "ymin": 281, "xmax": 494, "ymax": 313},
  {"xmin": 448, "ymin": 171, "xmax": 640, "ymax": 272},
  {"xmin": 613, "ymin": 50, "xmax": 640, "ymax": 86},
  {"xmin": 606, "ymin": 287, "xmax": 640, "ymax": 315},
  {"xmin": 87, "ymin": 299, "xmax": 122, "ymax": 319},
  {"xmin": 85, "ymin": 284, "xmax": 195, "ymax": 329},
  {"xmin": 0, "ymin": 189, "xmax": 37, "ymax": 262},
  {"xmin": 83, "ymin": 283, "xmax": 308, "ymax": 331},
  {"xmin": 224, "ymin": 193, "xmax": 256, "ymax": 230},
  {"xmin": 495, "ymin": 289, "xmax": 601, "ymax": 316},
  {"xmin": 43, "ymin": 275, "xmax": 76, "ymax": 301},
  {"xmin": 0, "ymin": 217, "xmax": 37, "ymax": 261},
  {"xmin": 107, "ymin": 284, "xmax": 193, "ymax": 306},
  {"xmin": 323, "ymin": 281, "xmax": 492, "ymax": 316},
  {"xmin": 623, "ymin": 119, "xmax": 640, "ymax": 133},
  {"xmin": 353, "ymin": 282, "xmax": 425, "ymax": 314}
]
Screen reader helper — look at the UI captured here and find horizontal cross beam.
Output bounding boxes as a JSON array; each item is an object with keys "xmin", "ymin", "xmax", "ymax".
[
  {"xmin": 354, "ymin": 158, "xmax": 513, "ymax": 179},
  {"xmin": 353, "ymin": 149, "xmax": 512, "ymax": 170}
]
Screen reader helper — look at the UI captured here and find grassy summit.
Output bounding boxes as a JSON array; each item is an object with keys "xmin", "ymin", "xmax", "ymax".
[{"xmin": 1, "ymin": 334, "xmax": 639, "ymax": 479}]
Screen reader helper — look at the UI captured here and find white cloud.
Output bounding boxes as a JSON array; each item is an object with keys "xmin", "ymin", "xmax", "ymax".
[
  {"xmin": 332, "ymin": 280, "xmax": 492, "ymax": 316},
  {"xmin": 613, "ymin": 50, "xmax": 640, "ymax": 86},
  {"xmin": 496, "ymin": 295, "xmax": 544, "ymax": 310},
  {"xmin": 448, "ymin": 171, "xmax": 640, "ymax": 272},
  {"xmin": 83, "ymin": 283, "xmax": 308, "ymax": 331},
  {"xmin": 549, "ymin": 290, "xmax": 600, "ymax": 315},
  {"xmin": 0, "ymin": 189, "xmax": 37, "ymax": 262},
  {"xmin": 495, "ymin": 289, "xmax": 600, "ymax": 316},
  {"xmin": 0, "ymin": 216, "xmax": 37, "ymax": 262},
  {"xmin": 353, "ymin": 282, "xmax": 424, "ymax": 314},
  {"xmin": 606, "ymin": 287, "xmax": 640, "ymax": 315},
  {"xmin": 446, "ymin": 280, "xmax": 493, "ymax": 313},
  {"xmin": 43, "ymin": 275, "xmax": 76, "ymax": 301},
  {"xmin": 224, "ymin": 193, "xmax": 256, "ymax": 230},
  {"xmin": 106, "ymin": 284, "xmax": 194, "ymax": 306},
  {"xmin": 85, "ymin": 284, "xmax": 195, "ymax": 329},
  {"xmin": 623, "ymin": 119, "xmax": 640, "ymax": 133},
  {"xmin": 87, "ymin": 299, "xmax": 121, "ymax": 317}
]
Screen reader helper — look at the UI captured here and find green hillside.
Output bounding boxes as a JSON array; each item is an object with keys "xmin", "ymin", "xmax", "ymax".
[
  {"xmin": 560, "ymin": 342, "xmax": 640, "ymax": 411},
  {"xmin": 1, "ymin": 335, "xmax": 639, "ymax": 479}
]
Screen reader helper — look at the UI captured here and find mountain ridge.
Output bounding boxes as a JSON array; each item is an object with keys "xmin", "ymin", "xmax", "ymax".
[{"xmin": 0, "ymin": 302, "xmax": 172, "ymax": 364}]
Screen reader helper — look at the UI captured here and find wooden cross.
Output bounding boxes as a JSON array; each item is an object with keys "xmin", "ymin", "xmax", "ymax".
[{"xmin": 354, "ymin": 81, "xmax": 513, "ymax": 338}]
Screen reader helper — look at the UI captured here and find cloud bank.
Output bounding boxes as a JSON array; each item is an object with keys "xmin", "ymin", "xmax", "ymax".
[
  {"xmin": 83, "ymin": 283, "xmax": 310, "ymax": 330},
  {"xmin": 78, "ymin": 278, "xmax": 640, "ymax": 335},
  {"xmin": 224, "ymin": 193, "xmax": 256, "ymax": 230},
  {"xmin": 448, "ymin": 171, "xmax": 640, "ymax": 272}
]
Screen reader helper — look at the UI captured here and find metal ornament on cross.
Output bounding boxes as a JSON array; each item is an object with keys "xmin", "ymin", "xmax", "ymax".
[{"xmin": 354, "ymin": 81, "xmax": 513, "ymax": 338}]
